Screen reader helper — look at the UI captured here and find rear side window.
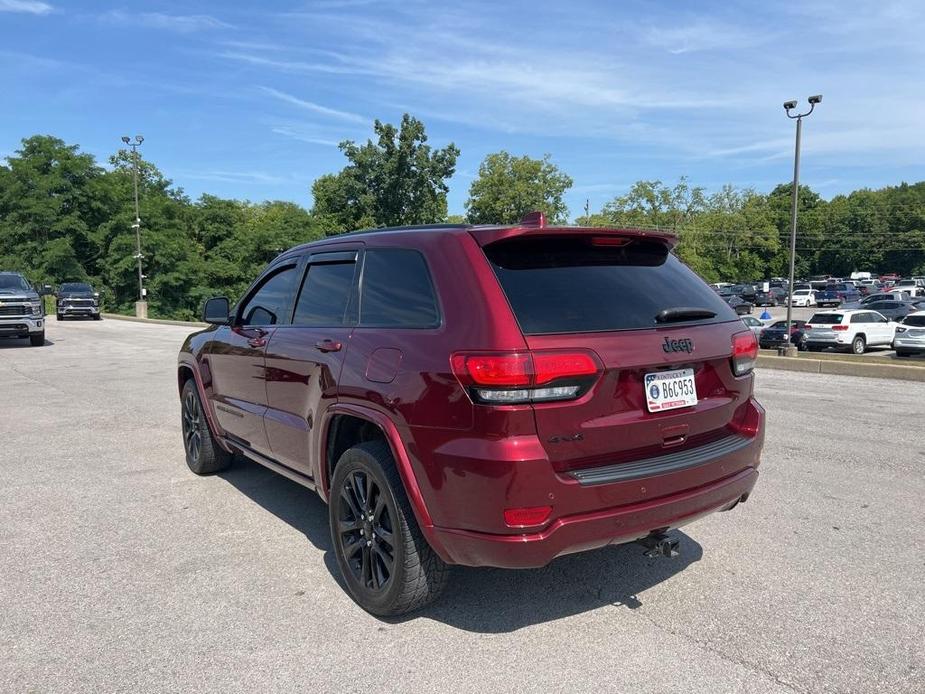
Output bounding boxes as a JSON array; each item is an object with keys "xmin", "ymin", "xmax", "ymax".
[
  {"xmin": 293, "ymin": 262, "xmax": 357, "ymax": 326},
  {"xmin": 360, "ymin": 249, "xmax": 439, "ymax": 328},
  {"xmin": 484, "ymin": 236, "xmax": 736, "ymax": 334}
]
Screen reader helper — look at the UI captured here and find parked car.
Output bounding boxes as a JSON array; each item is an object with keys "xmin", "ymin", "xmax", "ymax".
[
  {"xmin": 893, "ymin": 279, "xmax": 924, "ymax": 297},
  {"xmin": 862, "ymin": 300, "xmax": 919, "ymax": 322},
  {"xmin": 753, "ymin": 291, "xmax": 778, "ymax": 307},
  {"xmin": 841, "ymin": 291, "xmax": 912, "ymax": 310},
  {"xmin": 723, "ymin": 295, "xmax": 753, "ymax": 315},
  {"xmin": 741, "ymin": 315, "xmax": 765, "ymax": 336},
  {"xmin": 803, "ymin": 310, "xmax": 896, "ymax": 354},
  {"xmin": 56, "ymin": 282, "xmax": 101, "ymax": 320},
  {"xmin": 0, "ymin": 271, "xmax": 45, "ymax": 346},
  {"xmin": 176, "ymin": 214, "xmax": 766, "ymax": 615},
  {"xmin": 729, "ymin": 284, "xmax": 758, "ymax": 302},
  {"xmin": 892, "ymin": 311, "xmax": 925, "ymax": 357},
  {"xmin": 790, "ymin": 289, "xmax": 816, "ymax": 307},
  {"xmin": 815, "ymin": 283, "xmax": 861, "ymax": 308},
  {"xmin": 759, "ymin": 320, "xmax": 807, "ymax": 350}
]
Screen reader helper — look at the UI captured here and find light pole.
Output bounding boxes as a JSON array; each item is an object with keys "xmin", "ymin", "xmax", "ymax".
[
  {"xmin": 121, "ymin": 135, "xmax": 146, "ymax": 318},
  {"xmin": 782, "ymin": 95, "xmax": 821, "ymax": 356}
]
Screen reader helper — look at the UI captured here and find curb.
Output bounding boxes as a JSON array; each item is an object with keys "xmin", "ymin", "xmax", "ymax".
[
  {"xmin": 756, "ymin": 354, "xmax": 925, "ymax": 382},
  {"xmin": 101, "ymin": 313, "xmax": 206, "ymax": 328}
]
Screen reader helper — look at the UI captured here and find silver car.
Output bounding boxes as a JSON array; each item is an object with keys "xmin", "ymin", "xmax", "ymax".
[{"xmin": 893, "ymin": 311, "xmax": 925, "ymax": 357}]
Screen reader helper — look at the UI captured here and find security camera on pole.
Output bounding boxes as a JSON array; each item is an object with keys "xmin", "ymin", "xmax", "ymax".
[
  {"xmin": 121, "ymin": 135, "xmax": 147, "ymax": 318},
  {"xmin": 781, "ymin": 95, "xmax": 822, "ymax": 356}
]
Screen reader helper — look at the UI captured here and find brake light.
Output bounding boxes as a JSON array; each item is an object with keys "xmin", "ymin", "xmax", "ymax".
[
  {"xmin": 451, "ymin": 350, "xmax": 601, "ymax": 404},
  {"xmin": 731, "ymin": 331, "xmax": 758, "ymax": 376},
  {"xmin": 591, "ymin": 236, "xmax": 631, "ymax": 247},
  {"xmin": 832, "ymin": 325, "xmax": 849, "ymax": 331},
  {"xmin": 503, "ymin": 505, "xmax": 552, "ymax": 527},
  {"xmin": 804, "ymin": 325, "xmax": 812, "ymax": 330}
]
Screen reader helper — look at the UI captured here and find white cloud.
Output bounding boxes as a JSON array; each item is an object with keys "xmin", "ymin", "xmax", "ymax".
[
  {"xmin": 258, "ymin": 86, "xmax": 366, "ymax": 124},
  {"xmin": 270, "ymin": 127, "xmax": 340, "ymax": 147},
  {"xmin": 102, "ymin": 10, "xmax": 233, "ymax": 33},
  {"xmin": 180, "ymin": 170, "xmax": 293, "ymax": 185},
  {"xmin": 0, "ymin": 0, "xmax": 52, "ymax": 14}
]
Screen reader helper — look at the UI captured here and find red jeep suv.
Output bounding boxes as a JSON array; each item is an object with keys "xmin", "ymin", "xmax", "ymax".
[{"xmin": 178, "ymin": 213, "xmax": 764, "ymax": 615}]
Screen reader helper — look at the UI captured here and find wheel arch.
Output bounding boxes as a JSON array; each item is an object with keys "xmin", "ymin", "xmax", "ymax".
[
  {"xmin": 321, "ymin": 404, "xmax": 451, "ymax": 562},
  {"xmin": 177, "ymin": 360, "xmax": 233, "ymax": 454}
]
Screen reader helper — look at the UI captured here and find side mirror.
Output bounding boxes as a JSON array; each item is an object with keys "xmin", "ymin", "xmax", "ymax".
[{"xmin": 202, "ymin": 297, "xmax": 231, "ymax": 325}]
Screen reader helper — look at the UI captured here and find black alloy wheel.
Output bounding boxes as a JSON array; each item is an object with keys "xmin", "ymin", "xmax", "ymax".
[
  {"xmin": 179, "ymin": 379, "xmax": 232, "ymax": 475},
  {"xmin": 182, "ymin": 387, "xmax": 203, "ymax": 463},
  {"xmin": 336, "ymin": 469, "xmax": 396, "ymax": 593}
]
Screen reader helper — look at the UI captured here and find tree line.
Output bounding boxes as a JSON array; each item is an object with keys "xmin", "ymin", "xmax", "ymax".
[{"xmin": 1, "ymin": 116, "xmax": 923, "ymax": 320}]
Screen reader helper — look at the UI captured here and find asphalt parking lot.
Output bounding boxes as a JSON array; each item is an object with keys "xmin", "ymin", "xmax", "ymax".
[{"xmin": 1, "ymin": 318, "xmax": 922, "ymax": 693}]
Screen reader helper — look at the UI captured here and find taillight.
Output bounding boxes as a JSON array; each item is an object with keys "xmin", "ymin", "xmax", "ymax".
[
  {"xmin": 804, "ymin": 325, "xmax": 812, "ymax": 330},
  {"xmin": 451, "ymin": 350, "xmax": 601, "ymax": 405},
  {"xmin": 895, "ymin": 327, "xmax": 906, "ymax": 333},
  {"xmin": 832, "ymin": 325, "xmax": 849, "ymax": 331},
  {"xmin": 731, "ymin": 331, "xmax": 758, "ymax": 376}
]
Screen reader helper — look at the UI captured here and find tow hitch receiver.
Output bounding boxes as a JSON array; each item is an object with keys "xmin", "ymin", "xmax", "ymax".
[{"xmin": 636, "ymin": 533, "xmax": 680, "ymax": 559}]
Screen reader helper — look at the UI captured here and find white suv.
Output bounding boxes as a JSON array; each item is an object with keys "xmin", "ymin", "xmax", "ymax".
[{"xmin": 803, "ymin": 309, "xmax": 897, "ymax": 354}]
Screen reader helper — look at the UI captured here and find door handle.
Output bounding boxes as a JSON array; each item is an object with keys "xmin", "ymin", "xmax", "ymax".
[
  {"xmin": 315, "ymin": 339, "xmax": 343, "ymax": 353},
  {"xmin": 247, "ymin": 328, "xmax": 268, "ymax": 348}
]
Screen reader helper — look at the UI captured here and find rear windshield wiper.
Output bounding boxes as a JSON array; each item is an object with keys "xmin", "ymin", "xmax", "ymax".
[{"xmin": 655, "ymin": 307, "xmax": 717, "ymax": 324}]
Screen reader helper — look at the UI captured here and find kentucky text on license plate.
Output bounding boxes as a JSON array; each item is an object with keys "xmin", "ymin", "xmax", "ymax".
[{"xmin": 645, "ymin": 368, "xmax": 698, "ymax": 413}]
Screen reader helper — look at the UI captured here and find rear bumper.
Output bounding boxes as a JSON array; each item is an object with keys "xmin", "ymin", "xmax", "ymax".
[
  {"xmin": 0, "ymin": 316, "xmax": 43, "ymax": 336},
  {"xmin": 433, "ymin": 468, "xmax": 758, "ymax": 568},
  {"xmin": 423, "ymin": 398, "xmax": 765, "ymax": 568}
]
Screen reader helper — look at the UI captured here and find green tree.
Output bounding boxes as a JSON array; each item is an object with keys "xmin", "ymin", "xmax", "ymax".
[
  {"xmin": 311, "ymin": 115, "xmax": 459, "ymax": 232},
  {"xmin": 465, "ymin": 152, "xmax": 573, "ymax": 224},
  {"xmin": 0, "ymin": 135, "xmax": 110, "ymax": 285}
]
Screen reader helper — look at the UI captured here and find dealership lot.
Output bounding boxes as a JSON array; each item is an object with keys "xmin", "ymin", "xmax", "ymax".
[{"xmin": 1, "ymin": 318, "xmax": 922, "ymax": 693}]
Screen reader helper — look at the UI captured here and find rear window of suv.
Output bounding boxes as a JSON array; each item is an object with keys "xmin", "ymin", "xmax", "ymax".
[
  {"xmin": 808, "ymin": 313, "xmax": 844, "ymax": 324},
  {"xmin": 483, "ymin": 235, "xmax": 736, "ymax": 334}
]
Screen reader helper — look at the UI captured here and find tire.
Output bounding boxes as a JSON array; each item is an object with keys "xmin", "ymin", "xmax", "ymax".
[
  {"xmin": 93, "ymin": 314, "xmax": 101, "ymax": 321},
  {"xmin": 29, "ymin": 331, "xmax": 45, "ymax": 347},
  {"xmin": 329, "ymin": 440, "xmax": 449, "ymax": 616},
  {"xmin": 851, "ymin": 335, "xmax": 866, "ymax": 355},
  {"xmin": 180, "ymin": 379, "xmax": 232, "ymax": 475},
  {"xmin": 56, "ymin": 313, "xmax": 64, "ymax": 321},
  {"xmin": 895, "ymin": 350, "xmax": 911, "ymax": 357}
]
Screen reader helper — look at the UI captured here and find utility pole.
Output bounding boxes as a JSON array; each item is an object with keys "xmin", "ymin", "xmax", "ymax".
[
  {"xmin": 121, "ymin": 135, "xmax": 146, "ymax": 318},
  {"xmin": 782, "ymin": 96, "xmax": 822, "ymax": 356},
  {"xmin": 584, "ymin": 198, "xmax": 590, "ymax": 220}
]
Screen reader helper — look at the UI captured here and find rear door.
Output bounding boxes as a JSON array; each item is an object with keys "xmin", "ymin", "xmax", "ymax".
[
  {"xmin": 480, "ymin": 232, "xmax": 751, "ymax": 473},
  {"xmin": 263, "ymin": 250, "xmax": 359, "ymax": 477}
]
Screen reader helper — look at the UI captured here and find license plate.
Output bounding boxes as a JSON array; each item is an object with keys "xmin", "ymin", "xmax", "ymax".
[{"xmin": 645, "ymin": 368, "xmax": 697, "ymax": 413}]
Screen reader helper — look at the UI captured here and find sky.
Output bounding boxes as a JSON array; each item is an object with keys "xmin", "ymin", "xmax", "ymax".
[{"xmin": 1, "ymin": 0, "xmax": 924, "ymax": 218}]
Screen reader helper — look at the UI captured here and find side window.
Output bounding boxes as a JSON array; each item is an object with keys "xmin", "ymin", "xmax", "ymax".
[
  {"xmin": 292, "ymin": 261, "xmax": 357, "ymax": 326},
  {"xmin": 360, "ymin": 249, "xmax": 440, "ymax": 328},
  {"xmin": 851, "ymin": 313, "xmax": 866, "ymax": 324},
  {"xmin": 238, "ymin": 265, "xmax": 298, "ymax": 326}
]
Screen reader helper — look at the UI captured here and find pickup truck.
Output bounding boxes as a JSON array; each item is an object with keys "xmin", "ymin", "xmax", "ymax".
[
  {"xmin": 815, "ymin": 283, "xmax": 861, "ymax": 308},
  {"xmin": 0, "ymin": 271, "xmax": 45, "ymax": 346}
]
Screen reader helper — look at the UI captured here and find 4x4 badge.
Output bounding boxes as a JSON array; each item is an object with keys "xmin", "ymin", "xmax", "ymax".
[{"xmin": 662, "ymin": 337, "xmax": 694, "ymax": 353}]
